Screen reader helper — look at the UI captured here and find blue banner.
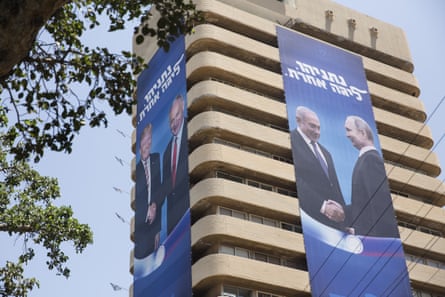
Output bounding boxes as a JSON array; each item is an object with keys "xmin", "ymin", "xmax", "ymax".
[
  {"xmin": 277, "ymin": 26, "xmax": 412, "ymax": 297},
  {"xmin": 134, "ymin": 35, "xmax": 191, "ymax": 297}
]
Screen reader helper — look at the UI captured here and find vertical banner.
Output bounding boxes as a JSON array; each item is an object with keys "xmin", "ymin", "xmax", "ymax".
[
  {"xmin": 133, "ymin": 35, "xmax": 191, "ymax": 297},
  {"xmin": 277, "ymin": 26, "xmax": 412, "ymax": 297}
]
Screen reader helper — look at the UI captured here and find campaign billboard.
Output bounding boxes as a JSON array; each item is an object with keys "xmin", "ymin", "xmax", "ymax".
[
  {"xmin": 133, "ymin": 35, "xmax": 192, "ymax": 297},
  {"xmin": 277, "ymin": 26, "xmax": 412, "ymax": 297}
]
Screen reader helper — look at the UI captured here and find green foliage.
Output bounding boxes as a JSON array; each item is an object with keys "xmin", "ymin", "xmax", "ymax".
[
  {"xmin": 0, "ymin": 0, "xmax": 201, "ymax": 296},
  {"xmin": 0, "ymin": 0, "xmax": 201, "ymax": 163},
  {"xmin": 0, "ymin": 148, "xmax": 93, "ymax": 296}
]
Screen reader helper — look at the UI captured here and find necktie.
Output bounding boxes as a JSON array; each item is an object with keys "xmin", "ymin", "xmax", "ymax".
[
  {"xmin": 144, "ymin": 160, "xmax": 151, "ymax": 203},
  {"xmin": 172, "ymin": 137, "xmax": 178, "ymax": 186},
  {"xmin": 311, "ymin": 141, "xmax": 329, "ymax": 178}
]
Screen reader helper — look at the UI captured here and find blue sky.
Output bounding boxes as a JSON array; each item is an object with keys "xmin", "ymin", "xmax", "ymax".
[
  {"xmin": 1, "ymin": 1, "xmax": 444, "ymax": 297},
  {"xmin": 336, "ymin": 0, "xmax": 445, "ymax": 184}
]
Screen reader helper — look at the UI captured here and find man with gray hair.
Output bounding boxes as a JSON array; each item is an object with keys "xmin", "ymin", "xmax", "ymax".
[
  {"xmin": 344, "ymin": 115, "xmax": 399, "ymax": 237},
  {"xmin": 290, "ymin": 106, "xmax": 346, "ymax": 230}
]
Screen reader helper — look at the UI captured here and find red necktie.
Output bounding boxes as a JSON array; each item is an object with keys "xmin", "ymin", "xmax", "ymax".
[{"xmin": 172, "ymin": 137, "xmax": 178, "ymax": 186}]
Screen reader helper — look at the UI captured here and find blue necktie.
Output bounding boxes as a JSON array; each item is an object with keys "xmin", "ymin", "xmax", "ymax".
[{"xmin": 311, "ymin": 141, "xmax": 329, "ymax": 178}]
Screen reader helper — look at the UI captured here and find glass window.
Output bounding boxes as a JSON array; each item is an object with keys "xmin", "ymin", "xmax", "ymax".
[
  {"xmin": 216, "ymin": 171, "xmax": 244, "ymax": 183},
  {"xmin": 235, "ymin": 247, "xmax": 249, "ymax": 258},
  {"xmin": 263, "ymin": 218, "xmax": 276, "ymax": 227},
  {"xmin": 222, "ymin": 286, "xmax": 252, "ymax": 297},
  {"xmin": 260, "ymin": 184, "xmax": 273, "ymax": 191},
  {"xmin": 398, "ymin": 220, "xmax": 416, "ymax": 230},
  {"xmin": 277, "ymin": 188, "xmax": 288, "ymax": 195},
  {"xmin": 248, "ymin": 180, "xmax": 260, "ymax": 188},
  {"xmin": 258, "ymin": 292, "xmax": 281, "ymax": 297},
  {"xmin": 268, "ymin": 255, "xmax": 281, "ymax": 265},
  {"xmin": 251, "ymin": 215, "xmax": 263, "ymax": 224},
  {"xmin": 283, "ymin": 259, "xmax": 297, "ymax": 269},
  {"xmin": 254, "ymin": 252, "xmax": 267, "ymax": 262},
  {"xmin": 220, "ymin": 245, "xmax": 234, "ymax": 255},
  {"xmin": 223, "ymin": 286, "xmax": 238, "ymax": 297},
  {"xmin": 281, "ymin": 222, "xmax": 293, "ymax": 231},
  {"xmin": 232, "ymin": 210, "xmax": 247, "ymax": 220},
  {"xmin": 220, "ymin": 207, "xmax": 233, "ymax": 216},
  {"xmin": 238, "ymin": 288, "xmax": 252, "ymax": 297}
]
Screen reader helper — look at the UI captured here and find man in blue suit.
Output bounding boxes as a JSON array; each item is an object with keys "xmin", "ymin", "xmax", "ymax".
[
  {"xmin": 290, "ymin": 106, "xmax": 346, "ymax": 230},
  {"xmin": 134, "ymin": 123, "xmax": 162, "ymax": 258},
  {"xmin": 162, "ymin": 94, "xmax": 190, "ymax": 235},
  {"xmin": 344, "ymin": 115, "xmax": 399, "ymax": 237}
]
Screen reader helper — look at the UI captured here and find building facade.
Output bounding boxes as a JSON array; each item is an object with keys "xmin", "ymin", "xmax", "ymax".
[{"xmin": 131, "ymin": 0, "xmax": 445, "ymax": 296}]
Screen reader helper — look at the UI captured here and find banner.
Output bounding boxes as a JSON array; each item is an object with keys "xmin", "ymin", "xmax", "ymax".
[
  {"xmin": 133, "ymin": 35, "xmax": 191, "ymax": 297},
  {"xmin": 277, "ymin": 26, "xmax": 412, "ymax": 297}
]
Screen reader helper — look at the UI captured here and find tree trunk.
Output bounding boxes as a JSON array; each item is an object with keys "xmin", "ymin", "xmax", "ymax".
[{"xmin": 0, "ymin": 0, "xmax": 69, "ymax": 78}]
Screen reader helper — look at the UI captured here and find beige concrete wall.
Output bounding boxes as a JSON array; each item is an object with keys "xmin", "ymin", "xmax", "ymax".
[
  {"xmin": 290, "ymin": 0, "xmax": 413, "ymax": 62},
  {"xmin": 192, "ymin": 253, "xmax": 310, "ymax": 294},
  {"xmin": 190, "ymin": 177, "xmax": 299, "ymax": 219},
  {"xmin": 385, "ymin": 164, "xmax": 445, "ymax": 205},
  {"xmin": 192, "ymin": 214, "xmax": 305, "ymax": 254},
  {"xmin": 393, "ymin": 194, "xmax": 445, "ymax": 235},
  {"xmin": 189, "ymin": 143, "xmax": 445, "ymax": 216},
  {"xmin": 400, "ymin": 227, "xmax": 445, "ymax": 258},
  {"xmin": 190, "ymin": 207, "xmax": 445, "ymax": 292},
  {"xmin": 200, "ymin": 0, "xmax": 413, "ymax": 65},
  {"xmin": 188, "ymin": 108, "xmax": 440, "ymax": 176},
  {"xmin": 186, "ymin": 23, "xmax": 420, "ymax": 101},
  {"xmin": 186, "ymin": 51, "xmax": 433, "ymax": 148},
  {"xmin": 407, "ymin": 259, "xmax": 445, "ymax": 290}
]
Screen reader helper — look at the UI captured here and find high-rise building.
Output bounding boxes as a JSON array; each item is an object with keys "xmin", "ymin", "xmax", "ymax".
[{"xmin": 131, "ymin": 1, "xmax": 445, "ymax": 296}]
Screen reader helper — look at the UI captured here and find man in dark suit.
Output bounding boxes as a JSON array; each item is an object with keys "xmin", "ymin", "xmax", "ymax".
[
  {"xmin": 134, "ymin": 123, "xmax": 163, "ymax": 259},
  {"xmin": 162, "ymin": 94, "xmax": 190, "ymax": 235},
  {"xmin": 291, "ymin": 106, "xmax": 346, "ymax": 230},
  {"xmin": 344, "ymin": 115, "xmax": 399, "ymax": 237}
]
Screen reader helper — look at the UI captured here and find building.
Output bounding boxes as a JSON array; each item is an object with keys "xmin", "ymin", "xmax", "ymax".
[{"xmin": 131, "ymin": 0, "xmax": 445, "ymax": 296}]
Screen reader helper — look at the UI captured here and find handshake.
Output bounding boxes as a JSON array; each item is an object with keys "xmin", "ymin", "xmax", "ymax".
[{"xmin": 320, "ymin": 199, "xmax": 345, "ymax": 222}]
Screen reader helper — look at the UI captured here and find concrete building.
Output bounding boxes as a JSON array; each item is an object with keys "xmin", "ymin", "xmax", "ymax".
[{"xmin": 131, "ymin": 0, "xmax": 445, "ymax": 296}]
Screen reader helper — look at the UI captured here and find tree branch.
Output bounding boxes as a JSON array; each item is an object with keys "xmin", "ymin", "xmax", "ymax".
[{"xmin": 0, "ymin": 0, "xmax": 69, "ymax": 78}]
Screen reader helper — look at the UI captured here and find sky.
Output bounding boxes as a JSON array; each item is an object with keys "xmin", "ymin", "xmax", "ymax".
[{"xmin": 1, "ymin": 1, "xmax": 444, "ymax": 297}]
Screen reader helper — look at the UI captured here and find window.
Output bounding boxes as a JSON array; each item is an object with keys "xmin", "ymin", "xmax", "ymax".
[
  {"xmin": 235, "ymin": 247, "xmax": 249, "ymax": 258},
  {"xmin": 220, "ymin": 246, "xmax": 249, "ymax": 259},
  {"xmin": 232, "ymin": 210, "xmax": 247, "ymax": 220},
  {"xmin": 219, "ymin": 206, "xmax": 247, "ymax": 220},
  {"xmin": 258, "ymin": 293, "xmax": 282, "ymax": 297},
  {"xmin": 254, "ymin": 252, "xmax": 268, "ymax": 262},
  {"xmin": 268, "ymin": 255, "xmax": 281, "ymax": 265},
  {"xmin": 223, "ymin": 286, "xmax": 252, "ymax": 297},
  {"xmin": 220, "ymin": 207, "xmax": 232, "ymax": 216},
  {"xmin": 220, "ymin": 206, "xmax": 301, "ymax": 234},
  {"xmin": 250, "ymin": 214, "xmax": 277, "ymax": 227},
  {"xmin": 220, "ymin": 245, "xmax": 235, "ymax": 255},
  {"xmin": 419, "ymin": 226, "xmax": 442, "ymax": 237},
  {"xmin": 281, "ymin": 222, "xmax": 302, "ymax": 233},
  {"xmin": 277, "ymin": 187, "xmax": 297, "ymax": 197},
  {"xmin": 260, "ymin": 184, "xmax": 273, "ymax": 191},
  {"xmin": 263, "ymin": 217, "xmax": 276, "ymax": 227},
  {"xmin": 216, "ymin": 171, "xmax": 243, "ymax": 183},
  {"xmin": 248, "ymin": 180, "xmax": 260, "ymax": 188},
  {"xmin": 398, "ymin": 220, "xmax": 416, "ymax": 230},
  {"xmin": 411, "ymin": 289, "xmax": 442, "ymax": 297},
  {"xmin": 283, "ymin": 259, "xmax": 297, "ymax": 269},
  {"xmin": 251, "ymin": 215, "xmax": 263, "ymax": 224},
  {"xmin": 399, "ymin": 220, "xmax": 443, "ymax": 237},
  {"xmin": 406, "ymin": 253, "xmax": 445, "ymax": 269},
  {"xmin": 215, "ymin": 171, "xmax": 297, "ymax": 199}
]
